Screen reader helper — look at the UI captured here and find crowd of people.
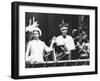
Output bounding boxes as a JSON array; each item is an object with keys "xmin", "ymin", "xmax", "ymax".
[{"xmin": 25, "ymin": 17, "xmax": 90, "ymax": 64}]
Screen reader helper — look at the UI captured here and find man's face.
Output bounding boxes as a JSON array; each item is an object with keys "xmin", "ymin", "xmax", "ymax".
[
  {"xmin": 83, "ymin": 34, "xmax": 87, "ymax": 39},
  {"xmin": 61, "ymin": 29, "xmax": 68, "ymax": 37},
  {"xmin": 32, "ymin": 31, "xmax": 40, "ymax": 40}
]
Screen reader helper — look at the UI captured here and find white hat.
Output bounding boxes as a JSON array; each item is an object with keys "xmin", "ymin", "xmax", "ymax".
[
  {"xmin": 32, "ymin": 27, "xmax": 42, "ymax": 36},
  {"xmin": 26, "ymin": 17, "xmax": 42, "ymax": 36}
]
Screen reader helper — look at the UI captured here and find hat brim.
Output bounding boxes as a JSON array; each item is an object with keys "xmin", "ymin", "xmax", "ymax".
[
  {"xmin": 33, "ymin": 27, "xmax": 42, "ymax": 36},
  {"xmin": 60, "ymin": 27, "xmax": 68, "ymax": 31}
]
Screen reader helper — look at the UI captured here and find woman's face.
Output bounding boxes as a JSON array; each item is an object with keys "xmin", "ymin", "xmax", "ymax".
[{"xmin": 32, "ymin": 31, "xmax": 40, "ymax": 40}]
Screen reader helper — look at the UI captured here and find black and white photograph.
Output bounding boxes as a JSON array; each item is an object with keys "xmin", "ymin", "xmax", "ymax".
[
  {"xmin": 25, "ymin": 13, "xmax": 90, "ymax": 68},
  {"xmin": 11, "ymin": 1, "xmax": 97, "ymax": 79}
]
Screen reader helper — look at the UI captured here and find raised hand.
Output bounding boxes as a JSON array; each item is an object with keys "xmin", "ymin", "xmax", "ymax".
[{"xmin": 51, "ymin": 36, "xmax": 56, "ymax": 44}]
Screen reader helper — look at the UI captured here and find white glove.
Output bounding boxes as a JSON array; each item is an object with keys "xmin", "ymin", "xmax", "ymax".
[{"xmin": 51, "ymin": 36, "xmax": 56, "ymax": 44}]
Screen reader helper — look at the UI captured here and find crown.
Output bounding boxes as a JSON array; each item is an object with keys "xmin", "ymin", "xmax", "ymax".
[{"xmin": 59, "ymin": 19, "xmax": 68, "ymax": 30}]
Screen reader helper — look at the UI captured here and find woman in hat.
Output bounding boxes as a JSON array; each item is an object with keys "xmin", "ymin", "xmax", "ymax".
[
  {"xmin": 26, "ymin": 27, "xmax": 55, "ymax": 64},
  {"xmin": 25, "ymin": 17, "xmax": 55, "ymax": 63}
]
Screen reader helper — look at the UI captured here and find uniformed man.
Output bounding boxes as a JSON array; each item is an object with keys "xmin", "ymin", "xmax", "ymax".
[{"xmin": 52, "ymin": 19, "xmax": 75, "ymax": 60}]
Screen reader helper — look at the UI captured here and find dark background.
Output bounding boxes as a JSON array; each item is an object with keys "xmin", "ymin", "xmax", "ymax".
[{"xmin": 25, "ymin": 12, "xmax": 89, "ymax": 46}]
